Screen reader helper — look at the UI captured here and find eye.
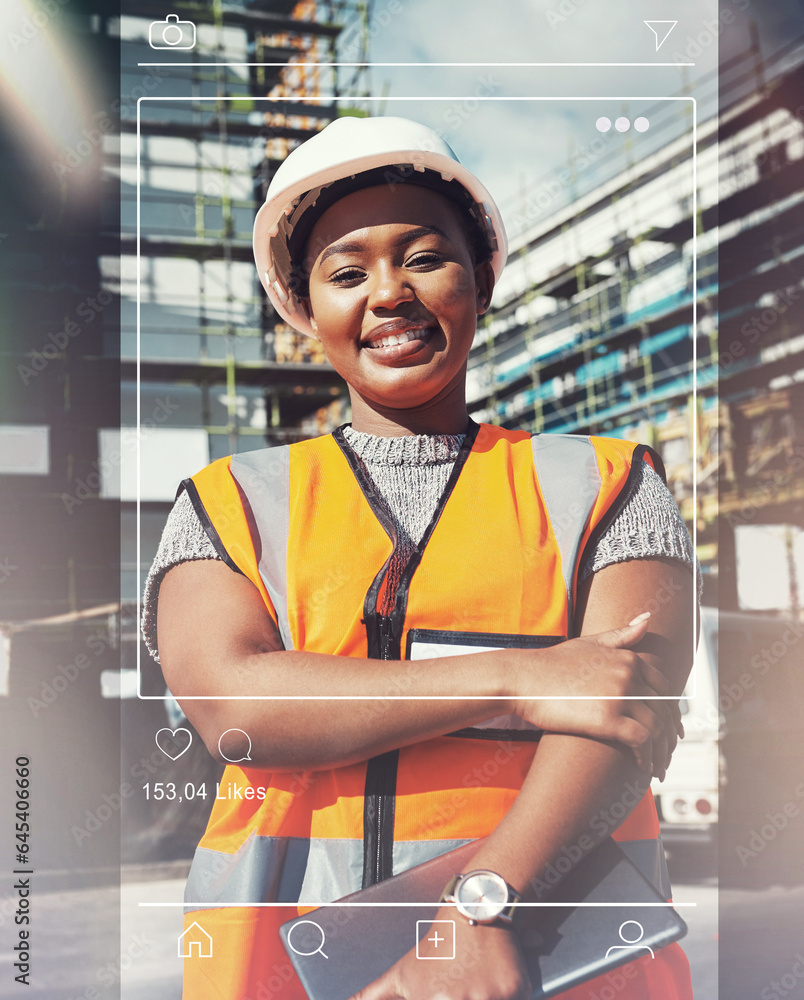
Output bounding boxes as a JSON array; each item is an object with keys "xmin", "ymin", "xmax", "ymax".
[
  {"xmin": 328, "ymin": 266, "xmax": 365, "ymax": 286},
  {"xmin": 406, "ymin": 251, "xmax": 443, "ymax": 268}
]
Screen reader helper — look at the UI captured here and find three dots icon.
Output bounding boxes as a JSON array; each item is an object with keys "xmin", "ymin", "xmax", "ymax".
[{"xmin": 596, "ymin": 116, "xmax": 650, "ymax": 134}]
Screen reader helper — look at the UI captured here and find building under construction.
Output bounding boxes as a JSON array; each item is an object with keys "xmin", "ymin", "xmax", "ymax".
[
  {"xmin": 118, "ymin": 0, "xmax": 375, "ymax": 860},
  {"xmin": 116, "ymin": 0, "xmax": 373, "ymax": 652},
  {"xmin": 3, "ymin": 0, "xmax": 802, "ymax": 877},
  {"xmin": 0, "ymin": 0, "xmax": 370, "ymax": 875},
  {"xmin": 467, "ymin": 34, "xmax": 804, "ymax": 614}
]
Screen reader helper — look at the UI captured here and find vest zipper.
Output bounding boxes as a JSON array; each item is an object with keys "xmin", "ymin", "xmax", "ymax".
[
  {"xmin": 375, "ymin": 791, "xmax": 386, "ymax": 884},
  {"xmin": 378, "ymin": 615, "xmax": 394, "ymax": 661},
  {"xmin": 375, "ymin": 614, "xmax": 395, "ymax": 884},
  {"xmin": 333, "ymin": 423, "xmax": 480, "ymax": 889},
  {"xmin": 362, "ymin": 749, "xmax": 399, "ymax": 889}
]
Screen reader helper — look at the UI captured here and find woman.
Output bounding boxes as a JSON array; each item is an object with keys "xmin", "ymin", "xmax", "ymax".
[{"xmin": 143, "ymin": 116, "xmax": 697, "ymax": 1000}]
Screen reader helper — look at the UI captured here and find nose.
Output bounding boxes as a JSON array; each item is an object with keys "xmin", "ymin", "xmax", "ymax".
[{"xmin": 366, "ymin": 263, "xmax": 415, "ymax": 312}]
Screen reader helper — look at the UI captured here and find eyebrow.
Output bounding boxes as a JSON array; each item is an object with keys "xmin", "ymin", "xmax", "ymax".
[{"xmin": 315, "ymin": 225, "xmax": 449, "ymax": 268}]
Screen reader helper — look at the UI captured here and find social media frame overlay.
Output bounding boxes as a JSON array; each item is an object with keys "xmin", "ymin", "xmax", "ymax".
[{"xmin": 135, "ymin": 94, "xmax": 698, "ymax": 701}]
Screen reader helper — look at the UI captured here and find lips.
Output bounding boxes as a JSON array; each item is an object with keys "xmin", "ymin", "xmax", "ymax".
[
  {"xmin": 364, "ymin": 328, "xmax": 433, "ymax": 350},
  {"xmin": 361, "ymin": 320, "xmax": 433, "ymax": 350}
]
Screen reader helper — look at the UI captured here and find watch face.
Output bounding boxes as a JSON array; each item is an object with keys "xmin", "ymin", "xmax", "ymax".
[{"xmin": 455, "ymin": 871, "xmax": 508, "ymax": 922}]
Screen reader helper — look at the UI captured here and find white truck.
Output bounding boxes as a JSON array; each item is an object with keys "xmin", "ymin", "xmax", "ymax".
[{"xmin": 652, "ymin": 606, "xmax": 720, "ymax": 851}]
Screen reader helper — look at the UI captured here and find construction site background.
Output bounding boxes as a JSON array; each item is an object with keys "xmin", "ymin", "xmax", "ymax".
[{"xmin": 0, "ymin": 8, "xmax": 802, "ymax": 1000}]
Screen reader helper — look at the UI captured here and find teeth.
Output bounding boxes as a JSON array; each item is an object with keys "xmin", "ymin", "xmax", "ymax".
[{"xmin": 367, "ymin": 329, "xmax": 427, "ymax": 349}]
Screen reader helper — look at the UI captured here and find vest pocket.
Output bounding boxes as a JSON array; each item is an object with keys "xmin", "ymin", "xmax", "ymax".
[{"xmin": 405, "ymin": 628, "xmax": 565, "ymax": 741}]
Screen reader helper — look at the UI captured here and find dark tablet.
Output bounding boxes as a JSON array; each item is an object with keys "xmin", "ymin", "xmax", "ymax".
[{"xmin": 279, "ymin": 836, "xmax": 687, "ymax": 1000}]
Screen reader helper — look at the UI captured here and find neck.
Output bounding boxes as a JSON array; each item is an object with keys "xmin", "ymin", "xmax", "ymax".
[{"xmin": 348, "ymin": 380, "xmax": 471, "ymax": 437}]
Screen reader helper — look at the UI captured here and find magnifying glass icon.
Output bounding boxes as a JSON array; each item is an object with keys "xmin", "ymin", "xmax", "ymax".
[{"xmin": 287, "ymin": 919, "xmax": 328, "ymax": 959}]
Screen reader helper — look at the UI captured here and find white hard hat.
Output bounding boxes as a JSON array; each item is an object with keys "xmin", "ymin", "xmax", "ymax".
[{"xmin": 253, "ymin": 116, "xmax": 508, "ymax": 338}]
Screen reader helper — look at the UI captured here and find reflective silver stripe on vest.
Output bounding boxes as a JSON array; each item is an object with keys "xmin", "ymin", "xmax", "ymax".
[
  {"xmin": 530, "ymin": 434, "xmax": 602, "ymax": 633},
  {"xmin": 619, "ymin": 837, "xmax": 673, "ymax": 901},
  {"xmin": 392, "ymin": 838, "xmax": 474, "ymax": 876},
  {"xmin": 184, "ymin": 835, "xmax": 474, "ymax": 912},
  {"xmin": 183, "ymin": 832, "xmax": 670, "ymax": 913},
  {"xmin": 230, "ymin": 447, "xmax": 293, "ymax": 651}
]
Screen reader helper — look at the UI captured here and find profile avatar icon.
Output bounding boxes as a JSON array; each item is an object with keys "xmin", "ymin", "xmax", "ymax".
[{"xmin": 604, "ymin": 920, "xmax": 654, "ymax": 960}]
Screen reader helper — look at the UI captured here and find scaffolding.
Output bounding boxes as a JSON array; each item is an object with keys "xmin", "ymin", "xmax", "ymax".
[
  {"xmin": 118, "ymin": 0, "xmax": 371, "ymax": 457},
  {"xmin": 113, "ymin": 1, "xmax": 374, "ymax": 657},
  {"xmin": 469, "ymin": 34, "xmax": 804, "ymax": 605}
]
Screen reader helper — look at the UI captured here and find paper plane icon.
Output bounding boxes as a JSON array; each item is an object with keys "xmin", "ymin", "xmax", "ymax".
[{"xmin": 644, "ymin": 20, "xmax": 678, "ymax": 52}]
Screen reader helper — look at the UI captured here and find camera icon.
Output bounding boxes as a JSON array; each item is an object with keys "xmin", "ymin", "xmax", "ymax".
[{"xmin": 149, "ymin": 14, "xmax": 196, "ymax": 50}]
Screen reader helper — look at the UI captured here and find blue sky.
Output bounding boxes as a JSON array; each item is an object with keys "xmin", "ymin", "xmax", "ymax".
[{"xmin": 362, "ymin": 0, "xmax": 796, "ymax": 222}]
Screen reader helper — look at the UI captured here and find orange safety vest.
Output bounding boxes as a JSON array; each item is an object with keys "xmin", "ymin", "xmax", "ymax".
[{"xmin": 178, "ymin": 422, "xmax": 692, "ymax": 1000}]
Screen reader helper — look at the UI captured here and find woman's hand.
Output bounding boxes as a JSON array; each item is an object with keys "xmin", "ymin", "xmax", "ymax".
[
  {"xmin": 348, "ymin": 909, "xmax": 531, "ymax": 1000},
  {"xmin": 510, "ymin": 613, "xmax": 683, "ymax": 780}
]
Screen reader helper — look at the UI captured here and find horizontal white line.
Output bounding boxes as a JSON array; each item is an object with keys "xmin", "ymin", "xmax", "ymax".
[
  {"xmin": 140, "ymin": 901, "xmax": 696, "ymax": 907},
  {"xmin": 136, "ymin": 61, "xmax": 695, "ymax": 68},
  {"xmin": 136, "ymin": 694, "xmax": 684, "ymax": 700},
  {"xmin": 135, "ymin": 95, "xmax": 696, "ymax": 102}
]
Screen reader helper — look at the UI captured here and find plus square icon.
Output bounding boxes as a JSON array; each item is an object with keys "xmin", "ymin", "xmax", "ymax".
[{"xmin": 416, "ymin": 920, "xmax": 456, "ymax": 960}]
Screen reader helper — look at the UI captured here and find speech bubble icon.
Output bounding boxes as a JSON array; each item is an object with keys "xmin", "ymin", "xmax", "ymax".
[
  {"xmin": 218, "ymin": 728, "xmax": 253, "ymax": 764},
  {"xmin": 155, "ymin": 727, "xmax": 192, "ymax": 761}
]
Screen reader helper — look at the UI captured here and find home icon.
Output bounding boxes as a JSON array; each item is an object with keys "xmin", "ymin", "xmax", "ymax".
[{"xmin": 178, "ymin": 921, "xmax": 213, "ymax": 958}]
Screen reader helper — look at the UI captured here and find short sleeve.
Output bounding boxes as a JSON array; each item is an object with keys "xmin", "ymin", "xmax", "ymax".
[
  {"xmin": 140, "ymin": 489, "xmax": 222, "ymax": 662},
  {"xmin": 579, "ymin": 460, "xmax": 702, "ymax": 600}
]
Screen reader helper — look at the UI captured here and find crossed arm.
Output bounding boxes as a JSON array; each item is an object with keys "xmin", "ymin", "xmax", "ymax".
[
  {"xmin": 474, "ymin": 554, "xmax": 698, "ymax": 897},
  {"xmin": 158, "ymin": 552, "xmax": 696, "ymax": 1000},
  {"xmin": 354, "ymin": 556, "xmax": 696, "ymax": 1000},
  {"xmin": 353, "ymin": 560, "xmax": 698, "ymax": 1000}
]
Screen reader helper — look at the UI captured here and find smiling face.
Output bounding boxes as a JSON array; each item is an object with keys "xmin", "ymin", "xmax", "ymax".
[{"xmin": 302, "ymin": 183, "xmax": 494, "ymax": 435}]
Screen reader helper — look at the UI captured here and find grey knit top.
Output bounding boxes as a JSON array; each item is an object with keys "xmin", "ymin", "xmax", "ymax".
[{"xmin": 141, "ymin": 427, "xmax": 699, "ymax": 660}]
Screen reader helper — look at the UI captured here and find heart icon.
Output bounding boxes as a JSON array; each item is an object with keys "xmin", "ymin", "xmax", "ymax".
[{"xmin": 155, "ymin": 727, "xmax": 193, "ymax": 761}]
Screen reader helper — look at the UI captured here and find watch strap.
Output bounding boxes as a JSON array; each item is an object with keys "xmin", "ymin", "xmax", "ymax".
[{"xmin": 440, "ymin": 873, "xmax": 461, "ymax": 902}]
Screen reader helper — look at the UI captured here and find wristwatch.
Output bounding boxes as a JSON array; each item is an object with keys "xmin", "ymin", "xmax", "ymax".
[{"xmin": 439, "ymin": 870, "xmax": 522, "ymax": 926}]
